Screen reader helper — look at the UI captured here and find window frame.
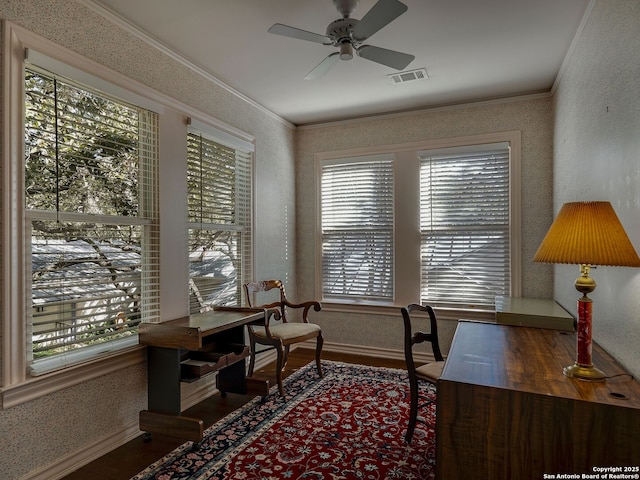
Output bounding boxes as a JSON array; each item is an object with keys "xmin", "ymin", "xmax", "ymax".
[
  {"xmin": 1, "ymin": 23, "xmax": 161, "ymax": 406},
  {"xmin": 186, "ymin": 119, "xmax": 255, "ymax": 312},
  {"xmin": 315, "ymin": 132, "xmax": 522, "ymax": 312},
  {"xmin": 1, "ymin": 23, "xmax": 258, "ymax": 408},
  {"xmin": 23, "ymin": 66, "xmax": 160, "ymax": 375},
  {"xmin": 419, "ymin": 143, "xmax": 512, "ymax": 308},
  {"xmin": 320, "ymin": 154, "xmax": 395, "ymax": 302}
]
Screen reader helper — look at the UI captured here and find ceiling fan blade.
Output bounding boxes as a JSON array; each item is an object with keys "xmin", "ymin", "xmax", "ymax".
[
  {"xmin": 352, "ymin": 0, "xmax": 408, "ymax": 41},
  {"xmin": 357, "ymin": 45, "xmax": 414, "ymax": 70},
  {"xmin": 268, "ymin": 23, "xmax": 330, "ymax": 44},
  {"xmin": 304, "ymin": 52, "xmax": 340, "ymax": 80}
]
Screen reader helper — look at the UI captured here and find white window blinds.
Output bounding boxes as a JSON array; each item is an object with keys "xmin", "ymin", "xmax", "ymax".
[
  {"xmin": 321, "ymin": 156, "xmax": 394, "ymax": 300},
  {"xmin": 187, "ymin": 131, "xmax": 253, "ymax": 312},
  {"xmin": 419, "ymin": 146, "xmax": 510, "ymax": 307},
  {"xmin": 24, "ymin": 67, "xmax": 160, "ymax": 372}
]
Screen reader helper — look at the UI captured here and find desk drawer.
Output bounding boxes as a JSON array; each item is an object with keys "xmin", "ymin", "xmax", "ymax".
[{"xmin": 180, "ymin": 344, "xmax": 249, "ymax": 381}]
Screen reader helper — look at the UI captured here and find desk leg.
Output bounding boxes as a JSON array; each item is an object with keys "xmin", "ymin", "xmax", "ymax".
[
  {"xmin": 217, "ymin": 359, "xmax": 247, "ymax": 394},
  {"xmin": 147, "ymin": 346, "xmax": 181, "ymax": 414},
  {"xmin": 140, "ymin": 347, "xmax": 205, "ymax": 442}
]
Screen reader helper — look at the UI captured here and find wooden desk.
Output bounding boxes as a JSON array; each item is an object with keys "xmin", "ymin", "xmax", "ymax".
[
  {"xmin": 138, "ymin": 307, "xmax": 270, "ymax": 442},
  {"xmin": 436, "ymin": 321, "xmax": 640, "ymax": 479}
]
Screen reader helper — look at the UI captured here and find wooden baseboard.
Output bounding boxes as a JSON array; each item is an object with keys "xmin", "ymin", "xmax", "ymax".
[
  {"xmin": 295, "ymin": 340, "xmax": 435, "ymax": 364},
  {"xmin": 24, "ymin": 421, "xmax": 141, "ymax": 480}
]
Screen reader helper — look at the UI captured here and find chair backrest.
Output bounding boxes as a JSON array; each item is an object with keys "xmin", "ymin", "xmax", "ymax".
[
  {"xmin": 401, "ymin": 303, "xmax": 444, "ymax": 373},
  {"xmin": 244, "ymin": 280, "xmax": 288, "ymax": 321}
]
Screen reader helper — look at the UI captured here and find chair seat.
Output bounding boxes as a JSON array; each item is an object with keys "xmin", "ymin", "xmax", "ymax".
[
  {"xmin": 252, "ymin": 322, "xmax": 321, "ymax": 341},
  {"xmin": 415, "ymin": 361, "xmax": 445, "ymax": 383}
]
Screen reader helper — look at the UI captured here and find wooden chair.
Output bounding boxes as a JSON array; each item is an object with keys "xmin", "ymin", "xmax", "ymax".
[
  {"xmin": 401, "ymin": 303, "xmax": 445, "ymax": 443},
  {"xmin": 243, "ymin": 280, "xmax": 323, "ymax": 397}
]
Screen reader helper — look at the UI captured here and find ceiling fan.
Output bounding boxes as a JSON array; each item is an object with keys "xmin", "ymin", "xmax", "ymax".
[{"xmin": 268, "ymin": 0, "xmax": 415, "ymax": 80}]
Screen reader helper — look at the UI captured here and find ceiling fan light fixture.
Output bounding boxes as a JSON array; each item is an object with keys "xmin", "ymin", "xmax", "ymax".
[{"xmin": 339, "ymin": 42, "xmax": 354, "ymax": 60}]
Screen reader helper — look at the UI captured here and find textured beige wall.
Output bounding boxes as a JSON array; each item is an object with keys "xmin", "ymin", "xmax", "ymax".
[
  {"xmin": 553, "ymin": 0, "xmax": 640, "ymax": 379},
  {"xmin": 6, "ymin": 0, "xmax": 635, "ymax": 477},
  {"xmin": 295, "ymin": 97, "xmax": 555, "ymax": 353},
  {"xmin": 0, "ymin": 1, "xmax": 295, "ymax": 478}
]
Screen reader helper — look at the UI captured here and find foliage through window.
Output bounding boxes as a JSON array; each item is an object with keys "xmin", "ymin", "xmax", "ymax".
[
  {"xmin": 420, "ymin": 147, "xmax": 511, "ymax": 307},
  {"xmin": 24, "ymin": 67, "xmax": 159, "ymax": 369},
  {"xmin": 187, "ymin": 131, "xmax": 252, "ymax": 312}
]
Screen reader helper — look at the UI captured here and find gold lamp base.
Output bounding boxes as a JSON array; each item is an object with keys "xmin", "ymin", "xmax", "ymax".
[{"xmin": 563, "ymin": 363, "xmax": 606, "ymax": 382}]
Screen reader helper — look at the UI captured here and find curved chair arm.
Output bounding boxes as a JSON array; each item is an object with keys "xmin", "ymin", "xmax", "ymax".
[
  {"xmin": 283, "ymin": 299, "xmax": 322, "ymax": 322},
  {"xmin": 262, "ymin": 307, "xmax": 281, "ymax": 338},
  {"xmin": 244, "ymin": 280, "xmax": 321, "ymax": 324}
]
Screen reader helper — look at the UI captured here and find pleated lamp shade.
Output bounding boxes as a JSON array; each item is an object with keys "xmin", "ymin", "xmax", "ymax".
[{"xmin": 533, "ymin": 201, "xmax": 640, "ymax": 267}]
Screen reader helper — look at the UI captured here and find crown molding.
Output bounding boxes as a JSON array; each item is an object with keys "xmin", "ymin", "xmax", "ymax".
[
  {"xmin": 551, "ymin": 0, "xmax": 596, "ymax": 96},
  {"xmin": 298, "ymin": 91, "xmax": 552, "ymax": 130},
  {"xmin": 77, "ymin": 0, "xmax": 294, "ymax": 130}
]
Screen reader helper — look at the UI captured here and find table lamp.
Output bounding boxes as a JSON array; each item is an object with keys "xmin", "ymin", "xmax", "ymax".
[{"xmin": 533, "ymin": 201, "xmax": 640, "ymax": 381}]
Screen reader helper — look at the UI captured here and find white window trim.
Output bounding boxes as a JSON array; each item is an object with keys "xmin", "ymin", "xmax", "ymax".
[
  {"xmin": 315, "ymin": 131, "xmax": 522, "ymax": 313},
  {"xmin": 24, "ymin": 48, "xmax": 164, "ymax": 114},
  {"xmin": 186, "ymin": 125, "xmax": 255, "ymax": 311},
  {"xmin": 319, "ymin": 154, "xmax": 395, "ymax": 302},
  {"xmin": 1, "ymin": 24, "xmax": 156, "ymax": 406},
  {"xmin": 188, "ymin": 118, "xmax": 255, "ymax": 153}
]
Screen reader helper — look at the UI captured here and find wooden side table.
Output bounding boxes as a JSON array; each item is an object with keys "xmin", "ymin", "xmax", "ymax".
[{"xmin": 138, "ymin": 307, "xmax": 270, "ymax": 442}]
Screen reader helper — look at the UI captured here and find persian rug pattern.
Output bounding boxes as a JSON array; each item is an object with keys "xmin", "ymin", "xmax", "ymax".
[{"xmin": 132, "ymin": 360, "xmax": 436, "ymax": 479}]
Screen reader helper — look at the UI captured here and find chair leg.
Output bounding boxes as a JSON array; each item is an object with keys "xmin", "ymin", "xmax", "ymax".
[
  {"xmin": 275, "ymin": 342, "xmax": 285, "ymax": 397},
  {"xmin": 282, "ymin": 345, "xmax": 290, "ymax": 370},
  {"xmin": 405, "ymin": 378, "xmax": 419, "ymax": 444},
  {"xmin": 247, "ymin": 335, "xmax": 257, "ymax": 377},
  {"xmin": 315, "ymin": 333, "xmax": 324, "ymax": 378}
]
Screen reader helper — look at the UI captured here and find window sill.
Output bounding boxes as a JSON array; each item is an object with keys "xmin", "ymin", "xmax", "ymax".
[
  {"xmin": 0, "ymin": 344, "xmax": 146, "ymax": 409},
  {"xmin": 320, "ymin": 301, "xmax": 495, "ymax": 322}
]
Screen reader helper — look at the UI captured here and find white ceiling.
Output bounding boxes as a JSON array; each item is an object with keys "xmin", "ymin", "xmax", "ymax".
[{"xmin": 87, "ymin": 0, "xmax": 591, "ymax": 126}]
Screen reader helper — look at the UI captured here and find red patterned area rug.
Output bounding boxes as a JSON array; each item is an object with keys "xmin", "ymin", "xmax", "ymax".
[{"xmin": 131, "ymin": 360, "xmax": 436, "ymax": 479}]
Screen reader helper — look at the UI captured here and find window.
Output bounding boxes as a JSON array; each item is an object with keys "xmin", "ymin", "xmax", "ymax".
[
  {"xmin": 320, "ymin": 155, "xmax": 394, "ymax": 301},
  {"xmin": 419, "ymin": 146, "xmax": 510, "ymax": 307},
  {"xmin": 187, "ymin": 122, "xmax": 253, "ymax": 312},
  {"xmin": 317, "ymin": 134, "xmax": 520, "ymax": 309},
  {"xmin": 24, "ymin": 65, "xmax": 159, "ymax": 374}
]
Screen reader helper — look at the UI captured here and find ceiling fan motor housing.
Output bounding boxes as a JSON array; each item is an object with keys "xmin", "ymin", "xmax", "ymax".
[
  {"xmin": 333, "ymin": 0, "xmax": 359, "ymax": 17},
  {"xmin": 326, "ymin": 18, "xmax": 360, "ymax": 60},
  {"xmin": 326, "ymin": 18, "xmax": 359, "ymax": 45}
]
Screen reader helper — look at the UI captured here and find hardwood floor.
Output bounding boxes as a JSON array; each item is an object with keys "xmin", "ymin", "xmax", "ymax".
[{"xmin": 62, "ymin": 349, "xmax": 407, "ymax": 480}]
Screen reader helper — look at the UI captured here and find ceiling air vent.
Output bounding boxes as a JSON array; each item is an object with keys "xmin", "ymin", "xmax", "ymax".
[{"xmin": 387, "ymin": 68, "xmax": 428, "ymax": 85}]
